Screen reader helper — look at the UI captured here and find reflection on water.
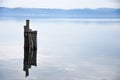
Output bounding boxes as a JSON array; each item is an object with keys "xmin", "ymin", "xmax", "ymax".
[
  {"xmin": 0, "ymin": 18, "xmax": 120, "ymax": 80},
  {"xmin": 23, "ymin": 48, "xmax": 37, "ymax": 77}
]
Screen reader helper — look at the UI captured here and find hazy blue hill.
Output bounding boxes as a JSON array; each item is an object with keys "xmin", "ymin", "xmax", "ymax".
[{"xmin": 0, "ymin": 7, "xmax": 120, "ymax": 18}]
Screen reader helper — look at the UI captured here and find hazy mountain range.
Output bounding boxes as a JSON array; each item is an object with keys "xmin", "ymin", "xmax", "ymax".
[{"xmin": 0, "ymin": 7, "xmax": 120, "ymax": 18}]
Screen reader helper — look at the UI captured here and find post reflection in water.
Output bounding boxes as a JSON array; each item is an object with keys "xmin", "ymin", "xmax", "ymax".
[
  {"xmin": 23, "ymin": 20, "xmax": 37, "ymax": 77},
  {"xmin": 23, "ymin": 48, "xmax": 37, "ymax": 77}
]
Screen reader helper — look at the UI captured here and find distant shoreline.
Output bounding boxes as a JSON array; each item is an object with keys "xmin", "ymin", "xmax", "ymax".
[
  {"xmin": 0, "ymin": 7, "xmax": 120, "ymax": 19},
  {"xmin": 0, "ymin": 16, "xmax": 120, "ymax": 19}
]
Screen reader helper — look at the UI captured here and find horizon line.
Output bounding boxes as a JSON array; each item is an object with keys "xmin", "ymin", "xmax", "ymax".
[{"xmin": 0, "ymin": 6, "xmax": 120, "ymax": 10}]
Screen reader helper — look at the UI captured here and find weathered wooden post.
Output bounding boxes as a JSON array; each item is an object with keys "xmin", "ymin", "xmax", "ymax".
[{"xmin": 23, "ymin": 20, "xmax": 37, "ymax": 77}]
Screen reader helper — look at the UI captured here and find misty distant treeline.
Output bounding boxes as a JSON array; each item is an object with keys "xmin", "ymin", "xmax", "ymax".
[{"xmin": 0, "ymin": 7, "xmax": 120, "ymax": 18}]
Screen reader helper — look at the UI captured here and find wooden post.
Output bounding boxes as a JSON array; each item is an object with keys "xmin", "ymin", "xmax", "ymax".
[{"xmin": 23, "ymin": 20, "xmax": 37, "ymax": 77}]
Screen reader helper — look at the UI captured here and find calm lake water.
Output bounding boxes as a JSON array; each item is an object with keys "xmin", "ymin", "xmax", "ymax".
[{"xmin": 0, "ymin": 18, "xmax": 120, "ymax": 80}]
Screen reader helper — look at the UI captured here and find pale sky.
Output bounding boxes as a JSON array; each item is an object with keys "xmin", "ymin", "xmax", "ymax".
[{"xmin": 0, "ymin": 0, "xmax": 120, "ymax": 9}]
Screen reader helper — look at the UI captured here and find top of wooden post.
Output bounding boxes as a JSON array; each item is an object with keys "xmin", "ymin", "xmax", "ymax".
[{"xmin": 26, "ymin": 20, "xmax": 29, "ymax": 28}]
